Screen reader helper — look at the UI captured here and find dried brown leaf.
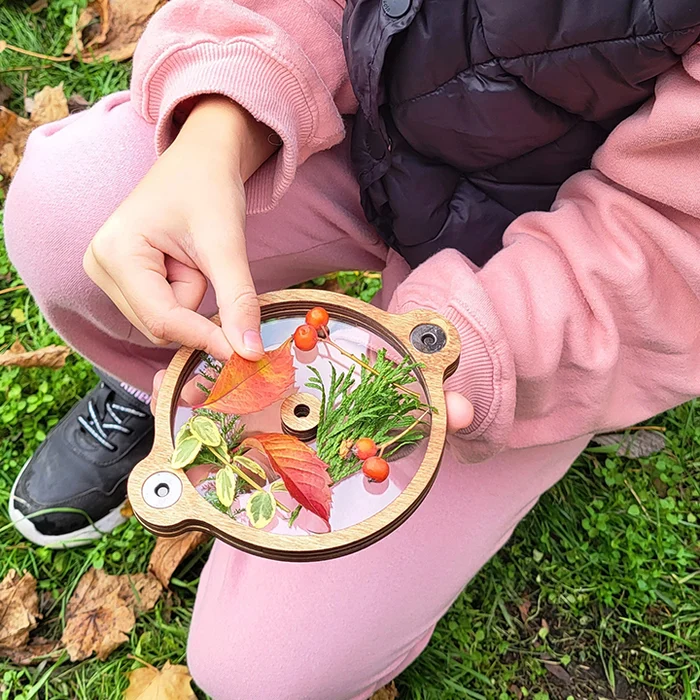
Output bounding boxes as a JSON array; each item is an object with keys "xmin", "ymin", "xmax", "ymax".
[
  {"xmin": 63, "ymin": 590, "xmax": 133, "ymax": 661},
  {"xmin": 0, "ymin": 107, "xmax": 28, "ymax": 179},
  {"xmin": 0, "ymin": 637, "xmax": 60, "ymax": 666},
  {"xmin": 65, "ymin": 0, "xmax": 165, "ymax": 63},
  {"xmin": 128, "ymin": 573, "xmax": 162, "ymax": 613},
  {"xmin": 61, "ymin": 568, "xmax": 162, "ymax": 661},
  {"xmin": 591, "ymin": 429, "xmax": 666, "ymax": 458},
  {"xmin": 543, "ymin": 659, "xmax": 573, "ymax": 684},
  {"xmin": 370, "ymin": 682, "xmax": 398, "ymax": 700},
  {"xmin": 64, "ymin": 5, "xmax": 101, "ymax": 55},
  {"xmin": 0, "ymin": 342, "xmax": 70, "ymax": 369},
  {"xmin": 0, "ymin": 571, "xmax": 39, "ymax": 649},
  {"xmin": 125, "ymin": 661, "xmax": 196, "ymax": 700},
  {"xmin": 517, "ymin": 596, "xmax": 531, "ymax": 624},
  {"xmin": 28, "ymin": 0, "xmax": 49, "ymax": 13},
  {"xmin": 121, "ymin": 500, "xmax": 134, "ymax": 518},
  {"xmin": 28, "ymin": 85, "xmax": 69, "ymax": 125},
  {"xmin": 0, "ymin": 84, "xmax": 68, "ymax": 182},
  {"xmin": 148, "ymin": 532, "xmax": 210, "ymax": 588},
  {"xmin": 0, "ymin": 85, "xmax": 11, "ymax": 109},
  {"xmin": 67, "ymin": 93, "xmax": 91, "ymax": 114}
]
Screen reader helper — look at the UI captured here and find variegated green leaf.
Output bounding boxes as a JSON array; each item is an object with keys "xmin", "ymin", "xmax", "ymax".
[
  {"xmin": 174, "ymin": 423, "xmax": 192, "ymax": 447},
  {"xmin": 171, "ymin": 436, "xmax": 202, "ymax": 469},
  {"xmin": 215, "ymin": 467, "xmax": 237, "ymax": 508},
  {"xmin": 190, "ymin": 415, "xmax": 222, "ymax": 447},
  {"xmin": 234, "ymin": 455, "xmax": 267, "ymax": 481},
  {"xmin": 270, "ymin": 479, "xmax": 287, "ymax": 493},
  {"xmin": 245, "ymin": 490, "xmax": 276, "ymax": 529}
]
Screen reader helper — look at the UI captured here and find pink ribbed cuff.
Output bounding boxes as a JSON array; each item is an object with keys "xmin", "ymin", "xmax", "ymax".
[
  {"xmin": 388, "ymin": 250, "xmax": 516, "ymax": 462},
  {"xmin": 440, "ymin": 302, "xmax": 514, "ymax": 461},
  {"xmin": 138, "ymin": 41, "xmax": 317, "ymax": 214}
]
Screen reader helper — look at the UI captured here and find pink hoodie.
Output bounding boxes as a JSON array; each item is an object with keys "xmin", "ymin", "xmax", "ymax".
[{"xmin": 132, "ymin": 0, "xmax": 700, "ymax": 462}]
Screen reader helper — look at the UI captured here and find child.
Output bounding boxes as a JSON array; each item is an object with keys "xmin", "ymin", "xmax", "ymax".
[{"xmin": 5, "ymin": 1, "xmax": 700, "ymax": 697}]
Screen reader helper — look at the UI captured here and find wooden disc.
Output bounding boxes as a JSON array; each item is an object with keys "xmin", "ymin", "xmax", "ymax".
[{"xmin": 280, "ymin": 392, "xmax": 321, "ymax": 441}]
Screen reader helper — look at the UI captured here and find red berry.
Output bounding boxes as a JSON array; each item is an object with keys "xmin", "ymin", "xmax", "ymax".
[
  {"xmin": 305, "ymin": 306, "xmax": 330, "ymax": 330},
  {"xmin": 362, "ymin": 456, "xmax": 390, "ymax": 483},
  {"xmin": 354, "ymin": 437, "xmax": 378, "ymax": 461},
  {"xmin": 293, "ymin": 324, "xmax": 319, "ymax": 351}
]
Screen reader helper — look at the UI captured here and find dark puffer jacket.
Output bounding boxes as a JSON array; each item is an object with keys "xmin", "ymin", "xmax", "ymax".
[{"xmin": 343, "ymin": 0, "xmax": 700, "ymax": 267}]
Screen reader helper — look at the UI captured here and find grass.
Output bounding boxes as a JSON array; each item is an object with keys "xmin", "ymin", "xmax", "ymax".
[{"xmin": 1, "ymin": 2, "xmax": 699, "ymax": 698}]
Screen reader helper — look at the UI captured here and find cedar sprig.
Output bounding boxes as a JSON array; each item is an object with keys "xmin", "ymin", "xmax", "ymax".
[{"xmin": 307, "ymin": 349, "xmax": 427, "ymax": 482}]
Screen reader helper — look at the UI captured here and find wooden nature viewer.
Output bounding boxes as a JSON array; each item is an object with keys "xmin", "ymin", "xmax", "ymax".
[{"xmin": 128, "ymin": 289, "xmax": 460, "ymax": 562}]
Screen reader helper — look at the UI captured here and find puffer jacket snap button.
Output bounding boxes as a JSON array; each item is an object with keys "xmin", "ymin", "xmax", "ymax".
[{"xmin": 382, "ymin": 0, "xmax": 411, "ymax": 19}]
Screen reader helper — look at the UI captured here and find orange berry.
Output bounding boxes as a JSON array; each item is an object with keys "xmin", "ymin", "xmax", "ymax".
[
  {"xmin": 305, "ymin": 306, "xmax": 330, "ymax": 330},
  {"xmin": 362, "ymin": 456, "xmax": 390, "ymax": 483},
  {"xmin": 293, "ymin": 324, "xmax": 319, "ymax": 351},
  {"xmin": 354, "ymin": 437, "xmax": 378, "ymax": 461}
]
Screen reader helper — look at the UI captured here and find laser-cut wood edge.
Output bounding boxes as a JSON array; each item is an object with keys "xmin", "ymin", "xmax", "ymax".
[{"xmin": 128, "ymin": 289, "xmax": 460, "ymax": 562}]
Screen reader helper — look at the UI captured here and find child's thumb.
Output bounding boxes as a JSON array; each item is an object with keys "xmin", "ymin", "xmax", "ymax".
[
  {"xmin": 445, "ymin": 391, "xmax": 474, "ymax": 433},
  {"xmin": 198, "ymin": 237, "xmax": 264, "ymax": 362}
]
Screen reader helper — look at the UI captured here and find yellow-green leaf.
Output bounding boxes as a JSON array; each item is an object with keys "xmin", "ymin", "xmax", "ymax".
[
  {"xmin": 270, "ymin": 479, "xmax": 287, "ymax": 493},
  {"xmin": 189, "ymin": 416, "xmax": 221, "ymax": 447},
  {"xmin": 245, "ymin": 491, "xmax": 276, "ymax": 529},
  {"xmin": 233, "ymin": 455, "xmax": 267, "ymax": 481},
  {"xmin": 215, "ymin": 468, "xmax": 237, "ymax": 508},
  {"xmin": 171, "ymin": 437, "xmax": 202, "ymax": 470},
  {"xmin": 174, "ymin": 423, "xmax": 191, "ymax": 447}
]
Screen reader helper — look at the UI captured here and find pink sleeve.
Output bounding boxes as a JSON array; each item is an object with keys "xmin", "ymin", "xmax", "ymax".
[
  {"xmin": 390, "ymin": 44, "xmax": 700, "ymax": 463},
  {"xmin": 130, "ymin": 0, "xmax": 355, "ymax": 214}
]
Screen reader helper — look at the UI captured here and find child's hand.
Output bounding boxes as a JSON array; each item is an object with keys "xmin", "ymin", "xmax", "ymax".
[{"xmin": 83, "ymin": 96, "xmax": 277, "ymax": 361}]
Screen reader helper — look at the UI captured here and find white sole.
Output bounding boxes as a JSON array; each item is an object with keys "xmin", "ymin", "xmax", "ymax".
[{"xmin": 8, "ymin": 459, "xmax": 127, "ymax": 549}]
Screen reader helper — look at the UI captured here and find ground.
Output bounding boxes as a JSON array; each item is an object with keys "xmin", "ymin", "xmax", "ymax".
[{"xmin": 0, "ymin": 2, "xmax": 699, "ymax": 699}]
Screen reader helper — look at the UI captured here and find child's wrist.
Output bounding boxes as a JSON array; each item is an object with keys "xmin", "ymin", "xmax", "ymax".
[{"xmin": 175, "ymin": 95, "xmax": 279, "ymax": 181}]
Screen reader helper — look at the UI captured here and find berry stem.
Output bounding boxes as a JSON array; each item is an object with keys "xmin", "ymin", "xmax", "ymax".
[
  {"xmin": 321, "ymin": 337, "xmax": 424, "ymax": 402},
  {"xmin": 378, "ymin": 407, "xmax": 431, "ymax": 458}
]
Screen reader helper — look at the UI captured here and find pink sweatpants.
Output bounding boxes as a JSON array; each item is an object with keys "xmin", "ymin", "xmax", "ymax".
[{"xmin": 4, "ymin": 93, "xmax": 587, "ymax": 700}]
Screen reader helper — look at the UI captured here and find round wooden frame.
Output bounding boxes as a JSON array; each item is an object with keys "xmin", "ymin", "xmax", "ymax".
[{"xmin": 128, "ymin": 289, "xmax": 460, "ymax": 562}]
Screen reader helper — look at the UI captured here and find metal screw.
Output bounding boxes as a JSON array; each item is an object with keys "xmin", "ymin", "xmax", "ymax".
[{"xmin": 410, "ymin": 324, "xmax": 447, "ymax": 354}]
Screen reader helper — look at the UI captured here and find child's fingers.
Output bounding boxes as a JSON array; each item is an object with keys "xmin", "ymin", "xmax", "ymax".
[
  {"xmin": 151, "ymin": 369, "xmax": 165, "ymax": 414},
  {"xmin": 122, "ymin": 267, "xmax": 233, "ymax": 359},
  {"xmin": 151, "ymin": 369, "xmax": 203, "ymax": 414},
  {"xmin": 165, "ymin": 257, "xmax": 209, "ymax": 313},
  {"xmin": 85, "ymin": 239, "xmax": 234, "ymax": 360}
]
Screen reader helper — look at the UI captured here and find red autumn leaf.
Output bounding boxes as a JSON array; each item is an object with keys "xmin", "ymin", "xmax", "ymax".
[
  {"xmin": 241, "ymin": 434, "xmax": 332, "ymax": 523},
  {"xmin": 197, "ymin": 340, "xmax": 294, "ymax": 415}
]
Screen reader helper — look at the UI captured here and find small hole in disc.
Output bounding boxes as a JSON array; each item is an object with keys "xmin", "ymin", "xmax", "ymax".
[
  {"xmin": 142, "ymin": 472, "xmax": 182, "ymax": 509},
  {"xmin": 294, "ymin": 404, "xmax": 311, "ymax": 418}
]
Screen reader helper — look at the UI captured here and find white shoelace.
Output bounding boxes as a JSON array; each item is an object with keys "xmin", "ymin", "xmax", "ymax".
[{"xmin": 77, "ymin": 397, "xmax": 147, "ymax": 451}]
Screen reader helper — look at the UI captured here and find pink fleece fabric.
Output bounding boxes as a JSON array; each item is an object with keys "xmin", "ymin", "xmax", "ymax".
[{"xmin": 4, "ymin": 1, "xmax": 700, "ymax": 697}]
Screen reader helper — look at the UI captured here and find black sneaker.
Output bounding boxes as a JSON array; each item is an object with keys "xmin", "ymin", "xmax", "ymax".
[{"xmin": 9, "ymin": 372, "xmax": 154, "ymax": 548}]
